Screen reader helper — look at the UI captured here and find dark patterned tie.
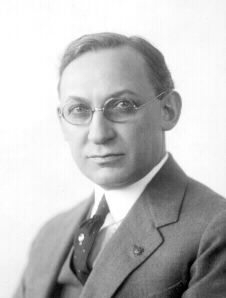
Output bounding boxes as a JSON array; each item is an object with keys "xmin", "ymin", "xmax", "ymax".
[{"xmin": 70, "ymin": 196, "xmax": 109, "ymax": 284}]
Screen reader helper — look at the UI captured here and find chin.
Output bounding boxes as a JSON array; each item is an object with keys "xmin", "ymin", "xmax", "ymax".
[
  {"xmin": 88, "ymin": 171, "xmax": 134, "ymax": 190},
  {"xmin": 80, "ymin": 162, "xmax": 135, "ymax": 189},
  {"xmin": 92, "ymin": 177, "xmax": 120, "ymax": 190},
  {"xmin": 86, "ymin": 170, "xmax": 122, "ymax": 189}
]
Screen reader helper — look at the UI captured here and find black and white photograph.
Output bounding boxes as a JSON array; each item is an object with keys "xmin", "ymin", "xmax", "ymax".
[{"xmin": 1, "ymin": 1, "xmax": 226, "ymax": 297}]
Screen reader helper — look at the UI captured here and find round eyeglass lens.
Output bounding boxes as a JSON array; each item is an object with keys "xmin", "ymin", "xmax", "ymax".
[
  {"xmin": 64, "ymin": 103, "xmax": 91, "ymax": 124},
  {"xmin": 104, "ymin": 99, "xmax": 136, "ymax": 122}
]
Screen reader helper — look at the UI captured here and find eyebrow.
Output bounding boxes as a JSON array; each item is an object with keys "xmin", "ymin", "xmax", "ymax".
[
  {"xmin": 67, "ymin": 89, "xmax": 141, "ymax": 103},
  {"xmin": 67, "ymin": 95, "xmax": 88, "ymax": 102},
  {"xmin": 107, "ymin": 89, "xmax": 140, "ymax": 98}
]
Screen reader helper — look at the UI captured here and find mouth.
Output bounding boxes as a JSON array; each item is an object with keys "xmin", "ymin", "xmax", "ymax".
[{"xmin": 88, "ymin": 153, "xmax": 125, "ymax": 163}]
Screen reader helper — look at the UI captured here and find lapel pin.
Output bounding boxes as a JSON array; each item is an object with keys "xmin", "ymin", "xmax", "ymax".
[
  {"xmin": 133, "ymin": 245, "xmax": 144, "ymax": 256},
  {"xmin": 78, "ymin": 233, "xmax": 85, "ymax": 245}
]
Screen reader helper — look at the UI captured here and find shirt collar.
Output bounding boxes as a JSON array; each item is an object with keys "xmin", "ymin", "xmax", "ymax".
[{"xmin": 93, "ymin": 153, "xmax": 168, "ymax": 223}]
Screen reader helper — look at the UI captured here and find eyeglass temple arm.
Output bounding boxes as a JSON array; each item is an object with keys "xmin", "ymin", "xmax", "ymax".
[{"xmin": 135, "ymin": 91, "xmax": 166, "ymax": 110}]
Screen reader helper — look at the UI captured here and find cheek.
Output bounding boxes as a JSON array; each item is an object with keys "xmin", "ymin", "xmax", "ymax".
[
  {"xmin": 127, "ymin": 117, "xmax": 161, "ymax": 157},
  {"xmin": 70, "ymin": 141, "xmax": 83, "ymax": 160},
  {"xmin": 63, "ymin": 128, "xmax": 87, "ymax": 162},
  {"xmin": 129, "ymin": 119, "xmax": 154, "ymax": 146},
  {"xmin": 116, "ymin": 125, "xmax": 148, "ymax": 165}
]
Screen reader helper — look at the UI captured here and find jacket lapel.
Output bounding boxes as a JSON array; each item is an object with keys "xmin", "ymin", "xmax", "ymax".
[
  {"xmin": 81, "ymin": 155, "xmax": 188, "ymax": 298},
  {"xmin": 28, "ymin": 196, "xmax": 94, "ymax": 298},
  {"xmin": 146, "ymin": 154, "xmax": 188, "ymax": 228}
]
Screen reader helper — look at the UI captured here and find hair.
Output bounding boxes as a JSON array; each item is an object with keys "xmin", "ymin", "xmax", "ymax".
[{"xmin": 58, "ymin": 32, "xmax": 174, "ymax": 96}]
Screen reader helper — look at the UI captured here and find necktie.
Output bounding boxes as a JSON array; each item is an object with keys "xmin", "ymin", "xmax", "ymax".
[{"xmin": 70, "ymin": 196, "xmax": 109, "ymax": 284}]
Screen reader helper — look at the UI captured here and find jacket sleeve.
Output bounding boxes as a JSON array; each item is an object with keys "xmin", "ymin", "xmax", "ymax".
[{"xmin": 183, "ymin": 210, "xmax": 226, "ymax": 297}]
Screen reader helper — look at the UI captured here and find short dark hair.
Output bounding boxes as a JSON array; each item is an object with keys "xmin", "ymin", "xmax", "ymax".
[{"xmin": 58, "ymin": 32, "xmax": 174, "ymax": 96}]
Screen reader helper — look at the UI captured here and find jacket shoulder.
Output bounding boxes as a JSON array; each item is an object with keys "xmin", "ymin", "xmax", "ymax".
[
  {"xmin": 186, "ymin": 177, "xmax": 226, "ymax": 207},
  {"xmin": 30, "ymin": 198, "xmax": 93, "ymax": 252},
  {"xmin": 182, "ymin": 177, "xmax": 226, "ymax": 226}
]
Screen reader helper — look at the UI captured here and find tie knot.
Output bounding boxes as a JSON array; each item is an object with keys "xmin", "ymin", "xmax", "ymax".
[{"xmin": 94, "ymin": 196, "xmax": 109, "ymax": 219}]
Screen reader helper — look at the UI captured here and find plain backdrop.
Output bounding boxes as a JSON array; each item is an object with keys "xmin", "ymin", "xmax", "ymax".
[{"xmin": 0, "ymin": 0, "xmax": 226, "ymax": 297}]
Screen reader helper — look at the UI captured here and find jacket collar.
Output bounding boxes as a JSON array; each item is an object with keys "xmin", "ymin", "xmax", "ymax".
[{"xmin": 145, "ymin": 153, "xmax": 187, "ymax": 228}]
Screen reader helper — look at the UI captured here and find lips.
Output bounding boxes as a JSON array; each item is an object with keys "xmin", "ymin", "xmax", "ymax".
[{"xmin": 88, "ymin": 153, "xmax": 124, "ymax": 163}]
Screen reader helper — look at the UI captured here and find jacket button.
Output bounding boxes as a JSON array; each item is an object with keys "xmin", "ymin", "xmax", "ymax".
[{"xmin": 133, "ymin": 245, "xmax": 144, "ymax": 256}]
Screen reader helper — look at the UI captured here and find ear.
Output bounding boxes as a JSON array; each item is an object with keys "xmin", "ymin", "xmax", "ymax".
[{"xmin": 160, "ymin": 91, "xmax": 182, "ymax": 131}]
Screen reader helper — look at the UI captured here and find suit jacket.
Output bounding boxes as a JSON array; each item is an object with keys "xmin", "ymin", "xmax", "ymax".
[{"xmin": 13, "ymin": 155, "xmax": 226, "ymax": 298}]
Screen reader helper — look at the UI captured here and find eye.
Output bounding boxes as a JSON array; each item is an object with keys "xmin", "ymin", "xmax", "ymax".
[
  {"xmin": 67, "ymin": 103, "xmax": 90, "ymax": 114},
  {"xmin": 109, "ymin": 99, "xmax": 136, "ymax": 110}
]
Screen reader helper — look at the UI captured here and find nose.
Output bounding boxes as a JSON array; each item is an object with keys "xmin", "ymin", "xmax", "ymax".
[{"xmin": 87, "ymin": 110, "xmax": 116, "ymax": 144}]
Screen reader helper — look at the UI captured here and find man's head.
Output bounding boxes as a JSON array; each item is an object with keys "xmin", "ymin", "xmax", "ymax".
[{"xmin": 58, "ymin": 32, "xmax": 181, "ymax": 189}]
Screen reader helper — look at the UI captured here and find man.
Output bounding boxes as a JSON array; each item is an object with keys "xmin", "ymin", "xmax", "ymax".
[{"xmin": 14, "ymin": 32, "xmax": 226, "ymax": 297}]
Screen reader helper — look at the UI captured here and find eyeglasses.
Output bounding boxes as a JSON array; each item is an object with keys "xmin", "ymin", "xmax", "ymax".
[{"xmin": 57, "ymin": 91, "xmax": 165, "ymax": 125}]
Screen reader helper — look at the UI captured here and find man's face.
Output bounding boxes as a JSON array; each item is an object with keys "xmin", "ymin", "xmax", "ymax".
[{"xmin": 59, "ymin": 47, "xmax": 165, "ymax": 189}]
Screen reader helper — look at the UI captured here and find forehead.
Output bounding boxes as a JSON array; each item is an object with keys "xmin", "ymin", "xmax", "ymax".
[{"xmin": 59, "ymin": 46, "xmax": 154, "ymax": 101}]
